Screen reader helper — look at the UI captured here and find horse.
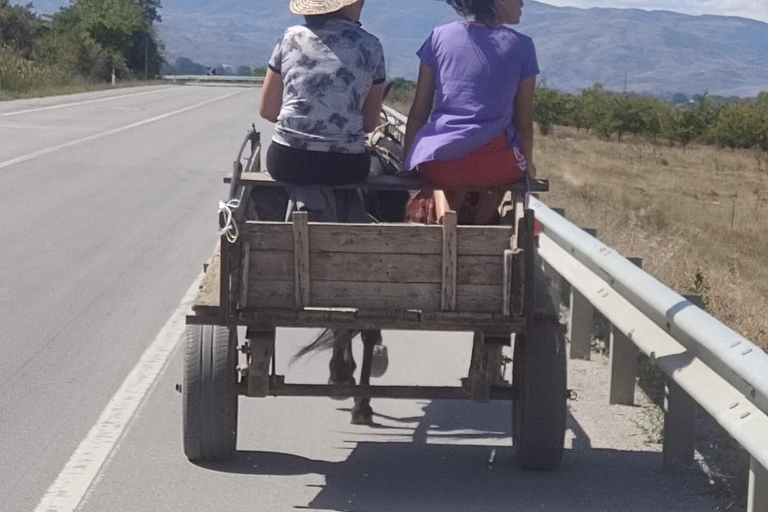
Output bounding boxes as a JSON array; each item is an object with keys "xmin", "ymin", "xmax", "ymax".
[
  {"xmin": 288, "ymin": 112, "xmax": 409, "ymax": 425},
  {"xmin": 247, "ymin": 91, "xmax": 409, "ymax": 425}
]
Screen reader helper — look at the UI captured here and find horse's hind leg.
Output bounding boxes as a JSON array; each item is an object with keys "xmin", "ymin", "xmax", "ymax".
[
  {"xmin": 351, "ymin": 332, "xmax": 376, "ymax": 425},
  {"xmin": 329, "ymin": 330, "xmax": 356, "ymax": 388}
]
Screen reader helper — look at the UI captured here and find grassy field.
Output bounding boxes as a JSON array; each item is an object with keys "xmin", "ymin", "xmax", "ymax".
[{"xmin": 535, "ymin": 127, "xmax": 768, "ymax": 351}]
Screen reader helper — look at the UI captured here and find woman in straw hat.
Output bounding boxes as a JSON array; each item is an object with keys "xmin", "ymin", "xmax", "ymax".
[{"xmin": 259, "ymin": 0, "xmax": 386, "ymax": 186}]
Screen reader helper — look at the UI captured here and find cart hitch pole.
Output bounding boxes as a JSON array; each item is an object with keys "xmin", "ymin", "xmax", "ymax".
[
  {"xmin": 227, "ymin": 130, "xmax": 255, "ymax": 203},
  {"xmin": 219, "ymin": 128, "xmax": 261, "ymax": 235}
]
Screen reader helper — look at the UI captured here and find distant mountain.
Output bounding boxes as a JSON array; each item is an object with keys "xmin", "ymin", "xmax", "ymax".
[{"xmin": 24, "ymin": 0, "xmax": 768, "ymax": 96}]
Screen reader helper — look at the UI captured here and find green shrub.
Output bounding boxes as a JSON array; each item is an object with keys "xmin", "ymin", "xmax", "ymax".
[{"xmin": 0, "ymin": 45, "xmax": 73, "ymax": 93}]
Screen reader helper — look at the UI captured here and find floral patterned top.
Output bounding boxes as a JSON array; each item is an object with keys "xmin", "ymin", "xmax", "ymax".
[{"xmin": 268, "ymin": 16, "xmax": 386, "ymax": 154}]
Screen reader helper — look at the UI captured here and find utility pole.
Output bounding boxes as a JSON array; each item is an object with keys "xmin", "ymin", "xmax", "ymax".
[{"xmin": 144, "ymin": 35, "xmax": 149, "ymax": 80}]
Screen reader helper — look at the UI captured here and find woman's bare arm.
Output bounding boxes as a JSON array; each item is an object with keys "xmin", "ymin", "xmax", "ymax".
[
  {"xmin": 405, "ymin": 63, "xmax": 436, "ymax": 159},
  {"xmin": 513, "ymin": 76, "xmax": 537, "ymax": 176},
  {"xmin": 259, "ymin": 68, "xmax": 283, "ymax": 123},
  {"xmin": 363, "ymin": 83, "xmax": 386, "ymax": 133}
]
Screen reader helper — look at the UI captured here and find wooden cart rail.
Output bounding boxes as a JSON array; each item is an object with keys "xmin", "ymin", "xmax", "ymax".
[
  {"xmin": 188, "ymin": 307, "xmax": 526, "ymax": 335},
  {"xmin": 224, "ymin": 170, "xmax": 550, "ymax": 193}
]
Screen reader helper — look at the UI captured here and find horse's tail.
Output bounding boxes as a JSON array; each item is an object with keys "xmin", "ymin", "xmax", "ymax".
[{"xmin": 290, "ymin": 329, "xmax": 360, "ymax": 365}]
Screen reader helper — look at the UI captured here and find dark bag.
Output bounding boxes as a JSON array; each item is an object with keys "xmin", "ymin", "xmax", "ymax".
[{"xmin": 364, "ymin": 128, "xmax": 409, "ymax": 222}]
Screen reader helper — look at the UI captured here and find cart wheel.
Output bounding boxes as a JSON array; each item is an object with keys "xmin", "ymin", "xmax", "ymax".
[
  {"xmin": 512, "ymin": 329, "xmax": 567, "ymax": 470},
  {"xmin": 183, "ymin": 325, "xmax": 238, "ymax": 462},
  {"xmin": 512, "ymin": 269, "xmax": 567, "ymax": 471}
]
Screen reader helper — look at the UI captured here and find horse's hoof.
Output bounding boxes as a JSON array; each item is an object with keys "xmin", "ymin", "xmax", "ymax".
[
  {"xmin": 370, "ymin": 344, "xmax": 389, "ymax": 378},
  {"xmin": 351, "ymin": 404, "xmax": 374, "ymax": 425},
  {"xmin": 328, "ymin": 376, "xmax": 355, "ymax": 401}
]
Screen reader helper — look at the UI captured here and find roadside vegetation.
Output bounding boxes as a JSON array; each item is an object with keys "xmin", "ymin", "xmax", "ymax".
[
  {"xmin": 532, "ymin": 83, "xmax": 768, "ymax": 153},
  {"xmin": 0, "ymin": 0, "xmax": 163, "ymax": 98}
]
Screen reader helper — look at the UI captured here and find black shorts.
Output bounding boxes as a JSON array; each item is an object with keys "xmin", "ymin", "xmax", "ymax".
[{"xmin": 267, "ymin": 142, "xmax": 370, "ymax": 186}]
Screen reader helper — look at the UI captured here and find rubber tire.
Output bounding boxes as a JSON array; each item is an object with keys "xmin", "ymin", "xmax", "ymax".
[
  {"xmin": 183, "ymin": 325, "xmax": 238, "ymax": 462},
  {"xmin": 512, "ymin": 268, "xmax": 567, "ymax": 471}
]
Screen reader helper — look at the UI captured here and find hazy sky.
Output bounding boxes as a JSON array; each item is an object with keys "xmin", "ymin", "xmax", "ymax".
[{"xmin": 538, "ymin": 0, "xmax": 768, "ymax": 23}]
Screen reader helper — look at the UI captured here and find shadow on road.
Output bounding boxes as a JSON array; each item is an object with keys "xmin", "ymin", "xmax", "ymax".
[{"xmin": 205, "ymin": 399, "xmax": 712, "ymax": 511}]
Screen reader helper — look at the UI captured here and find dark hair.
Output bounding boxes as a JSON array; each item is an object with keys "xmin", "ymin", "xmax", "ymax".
[
  {"xmin": 445, "ymin": 0, "xmax": 497, "ymax": 24},
  {"xmin": 304, "ymin": 10, "xmax": 355, "ymax": 28},
  {"xmin": 305, "ymin": 12, "xmax": 338, "ymax": 27}
]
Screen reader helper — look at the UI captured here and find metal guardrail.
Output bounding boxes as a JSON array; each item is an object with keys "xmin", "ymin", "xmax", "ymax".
[
  {"xmin": 160, "ymin": 75, "xmax": 265, "ymax": 84},
  {"xmin": 532, "ymin": 199, "xmax": 768, "ymax": 512},
  {"xmin": 385, "ymin": 106, "xmax": 768, "ymax": 511},
  {"xmin": 381, "ymin": 105, "xmax": 407, "ymax": 146}
]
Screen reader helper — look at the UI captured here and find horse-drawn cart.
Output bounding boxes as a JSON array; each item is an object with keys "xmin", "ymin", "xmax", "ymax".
[{"xmin": 183, "ymin": 128, "xmax": 567, "ymax": 471}]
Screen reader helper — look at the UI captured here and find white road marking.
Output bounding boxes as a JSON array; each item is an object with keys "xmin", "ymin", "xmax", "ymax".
[
  {"xmin": 0, "ymin": 87, "xmax": 171, "ymax": 117},
  {"xmin": 0, "ymin": 89, "xmax": 246, "ymax": 171},
  {"xmin": 33, "ymin": 274, "xmax": 203, "ymax": 512},
  {"xmin": 0, "ymin": 123, "xmax": 99, "ymax": 132}
]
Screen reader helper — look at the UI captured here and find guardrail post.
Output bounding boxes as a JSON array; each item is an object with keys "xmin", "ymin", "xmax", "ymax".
[
  {"xmin": 567, "ymin": 227, "xmax": 597, "ymax": 360},
  {"xmin": 542, "ymin": 208, "xmax": 565, "ymax": 308},
  {"xmin": 749, "ymin": 457, "xmax": 768, "ymax": 512},
  {"xmin": 662, "ymin": 378, "xmax": 696, "ymax": 470},
  {"xmin": 662, "ymin": 294, "xmax": 702, "ymax": 471},
  {"xmin": 608, "ymin": 257, "xmax": 643, "ymax": 405},
  {"xmin": 568, "ymin": 288, "xmax": 592, "ymax": 360}
]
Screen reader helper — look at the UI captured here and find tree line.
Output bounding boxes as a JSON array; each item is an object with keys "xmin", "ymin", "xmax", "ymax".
[
  {"xmin": 0, "ymin": 0, "xmax": 163, "ymax": 93},
  {"xmin": 533, "ymin": 83, "xmax": 768, "ymax": 151},
  {"xmin": 161, "ymin": 57, "xmax": 267, "ymax": 78}
]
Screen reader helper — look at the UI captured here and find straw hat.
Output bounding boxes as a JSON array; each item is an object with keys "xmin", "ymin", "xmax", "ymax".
[{"xmin": 289, "ymin": 0, "xmax": 359, "ymax": 15}]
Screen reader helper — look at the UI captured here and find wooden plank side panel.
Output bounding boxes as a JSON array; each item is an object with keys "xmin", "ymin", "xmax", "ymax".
[
  {"xmin": 311, "ymin": 282, "xmax": 441, "ymax": 311},
  {"xmin": 310, "ymin": 224, "xmax": 512, "ymax": 256},
  {"xmin": 242, "ymin": 221, "xmax": 512, "ymax": 256},
  {"xmin": 458, "ymin": 256, "xmax": 502, "ymax": 285},
  {"xmin": 247, "ymin": 280, "xmax": 295, "ymax": 309},
  {"xmin": 241, "ymin": 222, "xmax": 293, "ymax": 251},
  {"xmin": 457, "ymin": 285, "xmax": 504, "ymax": 313},
  {"xmin": 310, "ymin": 224, "xmax": 442, "ymax": 254},
  {"xmin": 247, "ymin": 251, "xmax": 502, "ymax": 285},
  {"xmin": 312, "ymin": 252, "xmax": 441, "ymax": 283},
  {"xmin": 249, "ymin": 251, "xmax": 293, "ymax": 280},
  {"xmin": 458, "ymin": 226, "xmax": 514, "ymax": 256}
]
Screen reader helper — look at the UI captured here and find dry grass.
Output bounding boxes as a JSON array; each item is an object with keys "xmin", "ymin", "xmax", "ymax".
[
  {"xmin": 537, "ymin": 127, "xmax": 768, "ymax": 350},
  {"xmin": 535, "ymin": 127, "xmax": 764, "ymax": 509}
]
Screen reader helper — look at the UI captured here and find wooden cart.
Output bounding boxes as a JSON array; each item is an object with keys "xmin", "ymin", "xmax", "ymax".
[{"xmin": 184, "ymin": 130, "xmax": 567, "ymax": 471}]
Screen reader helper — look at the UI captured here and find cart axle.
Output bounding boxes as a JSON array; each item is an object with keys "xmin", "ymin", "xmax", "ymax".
[{"xmin": 238, "ymin": 377, "xmax": 516, "ymax": 401}]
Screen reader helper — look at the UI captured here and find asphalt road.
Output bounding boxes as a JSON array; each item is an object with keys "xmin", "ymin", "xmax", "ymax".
[{"xmin": 0, "ymin": 85, "xmax": 716, "ymax": 512}]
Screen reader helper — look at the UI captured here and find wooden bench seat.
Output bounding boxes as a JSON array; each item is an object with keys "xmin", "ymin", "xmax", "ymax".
[{"xmin": 225, "ymin": 171, "xmax": 549, "ymax": 193}]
